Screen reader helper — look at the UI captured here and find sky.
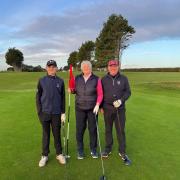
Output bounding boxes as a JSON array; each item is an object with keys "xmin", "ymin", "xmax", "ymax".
[{"xmin": 0, "ymin": 0, "xmax": 180, "ymax": 70}]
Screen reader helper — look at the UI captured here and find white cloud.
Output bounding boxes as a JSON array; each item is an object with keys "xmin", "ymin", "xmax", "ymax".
[{"xmin": 1, "ymin": 0, "xmax": 180, "ymax": 69}]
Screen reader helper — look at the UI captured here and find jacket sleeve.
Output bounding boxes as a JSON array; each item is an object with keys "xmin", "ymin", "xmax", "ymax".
[
  {"xmin": 96, "ymin": 78, "xmax": 103, "ymax": 105},
  {"xmin": 120, "ymin": 77, "xmax": 131, "ymax": 103},
  {"xmin": 36, "ymin": 79, "xmax": 43, "ymax": 115},
  {"xmin": 99, "ymin": 78, "xmax": 104, "ymax": 109},
  {"xmin": 61, "ymin": 81, "xmax": 66, "ymax": 114}
]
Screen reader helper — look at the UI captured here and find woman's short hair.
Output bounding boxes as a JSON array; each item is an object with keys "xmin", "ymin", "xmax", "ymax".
[{"xmin": 81, "ymin": 60, "xmax": 92, "ymax": 71}]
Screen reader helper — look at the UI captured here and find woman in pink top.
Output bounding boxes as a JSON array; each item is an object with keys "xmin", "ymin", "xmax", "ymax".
[{"xmin": 69, "ymin": 60, "xmax": 103, "ymax": 159}]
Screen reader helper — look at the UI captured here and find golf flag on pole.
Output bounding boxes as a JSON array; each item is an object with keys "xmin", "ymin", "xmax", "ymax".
[
  {"xmin": 66, "ymin": 64, "xmax": 74, "ymax": 159},
  {"xmin": 68, "ymin": 64, "xmax": 75, "ymax": 91}
]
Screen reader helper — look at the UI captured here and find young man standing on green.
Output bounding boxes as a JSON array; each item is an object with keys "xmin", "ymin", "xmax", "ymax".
[{"xmin": 36, "ymin": 60, "xmax": 66, "ymax": 167}]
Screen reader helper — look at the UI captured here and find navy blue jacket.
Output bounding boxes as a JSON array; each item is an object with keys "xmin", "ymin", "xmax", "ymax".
[
  {"xmin": 101, "ymin": 72, "xmax": 131, "ymax": 110},
  {"xmin": 36, "ymin": 75, "xmax": 65, "ymax": 115}
]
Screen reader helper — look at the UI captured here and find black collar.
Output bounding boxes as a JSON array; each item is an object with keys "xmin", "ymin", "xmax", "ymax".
[
  {"xmin": 81, "ymin": 73, "xmax": 94, "ymax": 78},
  {"xmin": 47, "ymin": 74, "xmax": 56, "ymax": 79}
]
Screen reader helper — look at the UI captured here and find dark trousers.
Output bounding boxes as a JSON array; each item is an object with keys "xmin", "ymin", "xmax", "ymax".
[
  {"xmin": 104, "ymin": 108, "xmax": 126, "ymax": 154},
  {"xmin": 75, "ymin": 107, "xmax": 97, "ymax": 152},
  {"xmin": 40, "ymin": 113, "xmax": 62, "ymax": 156}
]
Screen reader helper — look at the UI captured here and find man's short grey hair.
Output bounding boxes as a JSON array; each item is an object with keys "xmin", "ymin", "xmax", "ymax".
[{"xmin": 81, "ymin": 60, "xmax": 92, "ymax": 71}]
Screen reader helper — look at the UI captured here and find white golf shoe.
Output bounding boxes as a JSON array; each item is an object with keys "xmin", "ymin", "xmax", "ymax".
[
  {"xmin": 39, "ymin": 156, "xmax": 48, "ymax": 167},
  {"xmin": 56, "ymin": 154, "xmax": 66, "ymax": 164}
]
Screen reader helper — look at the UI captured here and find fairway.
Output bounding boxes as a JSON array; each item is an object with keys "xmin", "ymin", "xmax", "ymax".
[{"xmin": 0, "ymin": 72, "xmax": 179, "ymax": 180}]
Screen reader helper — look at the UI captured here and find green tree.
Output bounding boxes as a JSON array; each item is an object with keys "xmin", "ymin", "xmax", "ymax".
[
  {"xmin": 67, "ymin": 51, "xmax": 78, "ymax": 68},
  {"xmin": 5, "ymin": 47, "xmax": 24, "ymax": 71},
  {"xmin": 77, "ymin": 41, "xmax": 95, "ymax": 64},
  {"xmin": 95, "ymin": 14, "xmax": 135, "ymax": 68}
]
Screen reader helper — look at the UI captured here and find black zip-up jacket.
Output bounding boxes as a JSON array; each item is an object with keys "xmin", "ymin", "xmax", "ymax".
[
  {"xmin": 36, "ymin": 75, "xmax": 65, "ymax": 115},
  {"xmin": 101, "ymin": 72, "xmax": 131, "ymax": 110},
  {"xmin": 75, "ymin": 73, "xmax": 98, "ymax": 110}
]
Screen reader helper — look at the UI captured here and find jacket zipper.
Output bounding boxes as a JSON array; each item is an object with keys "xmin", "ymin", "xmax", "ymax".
[{"xmin": 108, "ymin": 74, "xmax": 118, "ymax": 86}]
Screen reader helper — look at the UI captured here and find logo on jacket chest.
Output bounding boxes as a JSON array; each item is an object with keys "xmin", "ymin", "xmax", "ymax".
[
  {"xmin": 56, "ymin": 83, "xmax": 60, "ymax": 88},
  {"xmin": 117, "ymin": 81, "xmax": 121, "ymax": 85}
]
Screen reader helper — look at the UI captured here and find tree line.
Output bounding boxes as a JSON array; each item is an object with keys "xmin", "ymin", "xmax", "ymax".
[
  {"xmin": 67, "ymin": 13, "xmax": 135, "ymax": 69},
  {"xmin": 3, "ymin": 14, "xmax": 135, "ymax": 72},
  {"xmin": 123, "ymin": 68, "xmax": 180, "ymax": 72}
]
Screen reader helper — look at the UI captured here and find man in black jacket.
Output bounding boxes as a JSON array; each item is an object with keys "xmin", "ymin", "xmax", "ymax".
[
  {"xmin": 101, "ymin": 60, "xmax": 131, "ymax": 165},
  {"xmin": 36, "ymin": 60, "xmax": 66, "ymax": 167}
]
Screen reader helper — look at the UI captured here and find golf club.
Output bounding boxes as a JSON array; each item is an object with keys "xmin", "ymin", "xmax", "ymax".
[
  {"xmin": 95, "ymin": 114, "xmax": 107, "ymax": 180},
  {"xmin": 62, "ymin": 121, "xmax": 68, "ymax": 180},
  {"xmin": 113, "ymin": 95, "xmax": 131, "ymax": 165},
  {"xmin": 113, "ymin": 95, "xmax": 123, "ymax": 134},
  {"xmin": 62, "ymin": 121, "xmax": 66, "ymax": 157}
]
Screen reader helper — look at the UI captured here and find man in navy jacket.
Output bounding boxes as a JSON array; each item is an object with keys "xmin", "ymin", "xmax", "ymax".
[
  {"xmin": 101, "ymin": 60, "xmax": 132, "ymax": 166},
  {"xmin": 36, "ymin": 60, "xmax": 66, "ymax": 167}
]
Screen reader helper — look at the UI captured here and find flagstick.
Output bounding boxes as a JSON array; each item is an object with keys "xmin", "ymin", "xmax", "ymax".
[
  {"xmin": 66, "ymin": 92, "xmax": 71, "ymax": 159},
  {"xmin": 66, "ymin": 64, "xmax": 74, "ymax": 160}
]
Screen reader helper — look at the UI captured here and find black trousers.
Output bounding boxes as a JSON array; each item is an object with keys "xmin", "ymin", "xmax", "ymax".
[
  {"xmin": 75, "ymin": 107, "xmax": 97, "ymax": 152},
  {"xmin": 104, "ymin": 108, "xmax": 126, "ymax": 154},
  {"xmin": 39, "ymin": 113, "xmax": 62, "ymax": 156}
]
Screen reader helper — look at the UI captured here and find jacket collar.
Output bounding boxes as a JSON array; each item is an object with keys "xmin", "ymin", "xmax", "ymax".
[
  {"xmin": 81, "ymin": 73, "xmax": 94, "ymax": 79},
  {"xmin": 47, "ymin": 74, "xmax": 56, "ymax": 79}
]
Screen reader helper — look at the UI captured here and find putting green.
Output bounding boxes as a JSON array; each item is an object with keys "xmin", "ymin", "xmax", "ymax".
[{"xmin": 0, "ymin": 72, "xmax": 179, "ymax": 180}]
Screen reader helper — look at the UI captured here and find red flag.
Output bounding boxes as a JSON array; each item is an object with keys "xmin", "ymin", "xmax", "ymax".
[{"xmin": 68, "ymin": 64, "xmax": 75, "ymax": 91}]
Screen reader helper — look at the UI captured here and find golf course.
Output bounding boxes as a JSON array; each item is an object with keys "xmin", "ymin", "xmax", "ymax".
[{"xmin": 0, "ymin": 71, "xmax": 179, "ymax": 180}]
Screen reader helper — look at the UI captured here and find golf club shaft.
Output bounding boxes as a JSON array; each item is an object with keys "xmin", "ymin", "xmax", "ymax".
[
  {"xmin": 62, "ymin": 122, "xmax": 66, "ymax": 155},
  {"xmin": 95, "ymin": 115, "xmax": 105, "ymax": 176},
  {"xmin": 116, "ymin": 108, "xmax": 122, "ymax": 134},
  {"xmin": 113, "ymin": 95, "xmax": 123, "ymax": 137}
]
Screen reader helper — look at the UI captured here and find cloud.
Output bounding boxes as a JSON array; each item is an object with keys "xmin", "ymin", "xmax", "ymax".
[
  {"xmin": 1, "ymin": 0, "xmax": 180, "ymax": 68},
  {"xmin": 14, "ymin": 0, "xmax": 180, "ymax": 41}
]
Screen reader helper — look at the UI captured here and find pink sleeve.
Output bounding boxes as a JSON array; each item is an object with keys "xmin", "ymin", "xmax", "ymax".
[{"xmin": 96, "ymin": 79, "xmax": 103, "ymax": 105}]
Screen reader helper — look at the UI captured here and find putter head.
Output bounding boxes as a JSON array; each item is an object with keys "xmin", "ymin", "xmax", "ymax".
[{"xmin": 100, "ymin": 175, "xmax": 106, "ymax": 180}]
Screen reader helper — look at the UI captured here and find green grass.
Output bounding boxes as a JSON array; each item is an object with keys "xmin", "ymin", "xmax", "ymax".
[{"xmin": 0, "ymin": 72, "xmax": 180, "ymax": 180}]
